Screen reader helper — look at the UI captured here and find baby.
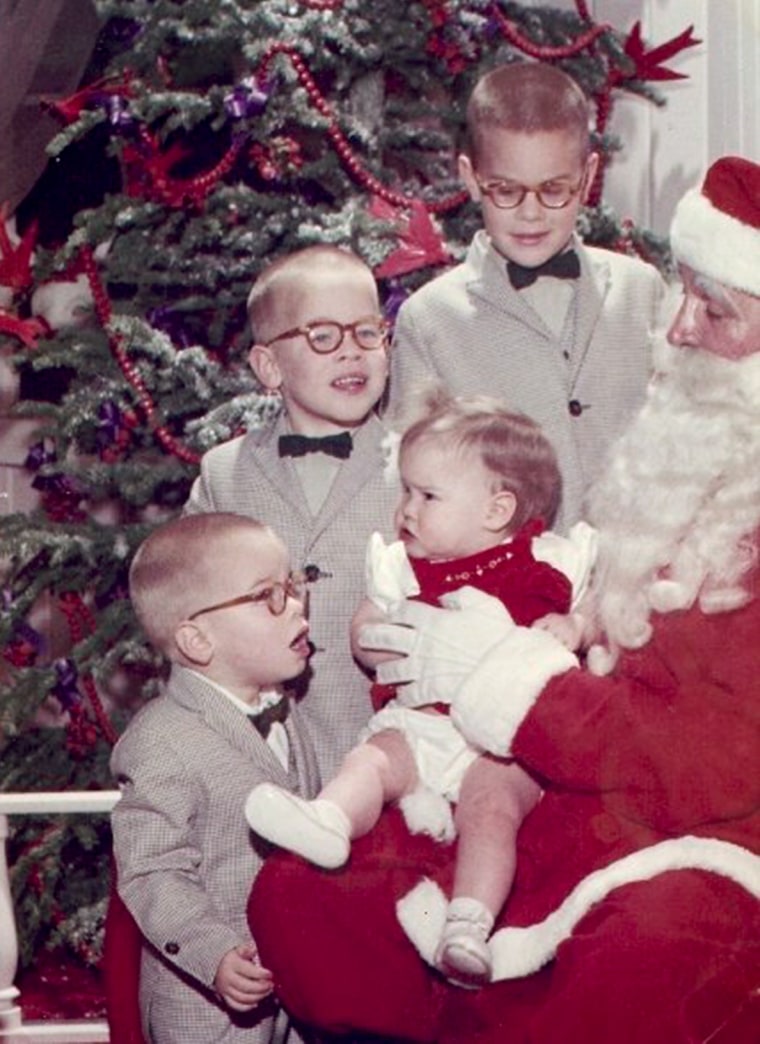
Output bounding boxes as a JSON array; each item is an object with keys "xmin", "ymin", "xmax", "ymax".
[{"xmin": 246, "ymin": 391, "xmax": 594, "ymax": 987}]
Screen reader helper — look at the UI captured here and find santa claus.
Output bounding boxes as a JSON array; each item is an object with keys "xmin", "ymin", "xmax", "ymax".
[{"xmin": 247, "ymin": 155, "xmax": 760, "ymax": 1044}]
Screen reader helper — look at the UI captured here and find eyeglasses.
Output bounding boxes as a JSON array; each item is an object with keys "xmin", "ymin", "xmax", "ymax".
[
  {"xmin": 187, "ymin": 572, "xmax": 307, "ymax": 621},
  {"xmin": 475, "ymin": 174, "xmax": 586, "ymax": 210},
  {"xmin": 263, "ymin": 316, "xmax": 390, "ymax": 355}
]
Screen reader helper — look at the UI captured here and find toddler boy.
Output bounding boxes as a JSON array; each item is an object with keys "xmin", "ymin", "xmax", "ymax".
[
  {"xmin": 390, "ymin": 62, "xmax": 668, "ymax": 530},
  {"xmin": 111, "ymin": 512, "xmax": 320, "ymax": 1043}
]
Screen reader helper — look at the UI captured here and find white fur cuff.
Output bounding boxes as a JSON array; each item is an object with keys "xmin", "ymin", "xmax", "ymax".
[{"xmin": 451, "ymin": 630, "xmax": 577, "ymax": 756}]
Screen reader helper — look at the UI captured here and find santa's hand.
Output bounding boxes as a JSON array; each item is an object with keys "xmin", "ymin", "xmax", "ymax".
[
  {"xmin": 360, "ymin": 586, "xmax": 516, "ymax": 705},
  {"xmin": 451, "ymin": 627, "xmax": 578, "ymax": 757}
]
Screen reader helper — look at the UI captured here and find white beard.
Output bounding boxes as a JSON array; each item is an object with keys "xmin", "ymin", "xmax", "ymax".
[{"xmin": 585, "ymin": 338, "xmax": 760, "ymax": 671}]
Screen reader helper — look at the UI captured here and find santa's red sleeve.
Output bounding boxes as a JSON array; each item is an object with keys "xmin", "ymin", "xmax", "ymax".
[
  {"xmin": 103, "ymin": 867, "xmax": 146, "ymax": 1044},
  {"xmin": 512, "ymin": 591, "xmax": 760, "ymax": 834}
]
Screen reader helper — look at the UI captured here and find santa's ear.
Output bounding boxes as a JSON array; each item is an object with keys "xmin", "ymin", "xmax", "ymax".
[
  {"xmin": 486, "ymin": 489, "xmax": 517, "ymax": 532},
  {"xmin": 174, "ymin": 620, "xmax": 213, "ymax": 666},
  {"xmin": 249, "ymin": 343, "xmax": 282, "ymax": 391}
]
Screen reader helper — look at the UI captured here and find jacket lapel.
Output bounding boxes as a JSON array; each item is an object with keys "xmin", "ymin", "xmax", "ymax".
[
  {"xmin": 246, "ymin": 415, "xmax": 314, "ymax": 523},
  {"xmin": 167, "ymin": 666, "xmax": 292, "ymax": 784},
  {"xmin": 464, "ymin": 231, "xmax": 550, "ymax": 338},
  {"xmin": 310, "ymin": 414, "xmax": 394, "ymax": 539},
  {"xmin": 569, "ymin": 244, "xmax": 611, "ymax": 383}
]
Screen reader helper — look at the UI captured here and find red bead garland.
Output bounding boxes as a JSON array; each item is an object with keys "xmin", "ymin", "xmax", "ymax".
[
  {"xmin": 57, "ymin": 591, "xmax": 119, "ymax": 748},
  {"xmin": 259, "ymin": 43, "xmax": 469, "ymax": 216},
  {"xmin": 134, "ymin": 127, "xmax": 244, "ymax": 210},
  {"xmin": 490, "ymin": 3, "xmax": 611, "ymax": 60},
  {"xmin": 80, "ymin": 247, "xmax": 201, "ymax": 466}
]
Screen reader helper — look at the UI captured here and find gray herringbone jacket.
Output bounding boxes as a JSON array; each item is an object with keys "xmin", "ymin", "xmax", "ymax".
[
  {"xmin": 390, "ymin": 230, "xmax": 667, "ymax": 531},
  {"xmin": 184, "ymin": 412, "xmax": 399, "ymax": 777},
  {"xmin": 111, "ymin": 666, "xmax": 320, "ymax": 1043}
]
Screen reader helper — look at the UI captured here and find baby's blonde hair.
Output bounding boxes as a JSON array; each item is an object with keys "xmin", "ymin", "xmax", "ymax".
[
  {"xmin": 129, "ymin": 513, "xmax": 269, "ymax": 656},
  {"xmin": 400, "ymin": 385, "xmax": 562, "ymax": 530}
]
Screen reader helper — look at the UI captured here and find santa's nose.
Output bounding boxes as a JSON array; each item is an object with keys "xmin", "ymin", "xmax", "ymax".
[{"xmin": 667, "ymin": 296, "xmax": 699, "ymax": 349}]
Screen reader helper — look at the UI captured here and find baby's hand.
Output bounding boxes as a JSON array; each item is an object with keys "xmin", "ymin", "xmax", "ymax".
[
  {"xmin": 214, "ymin": 943, "xmax": 273, "ymax": 1012},
  {"xmin": 532, "ymin": 611, "xmax": 585, "ymax": 652}
]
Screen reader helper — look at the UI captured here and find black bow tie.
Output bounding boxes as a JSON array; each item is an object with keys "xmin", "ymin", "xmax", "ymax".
[
  {"xmin": 507, "ymin": 250, "xmax": 581, "ymax": 290},
  {"xmin": 249, "ymin": 697, "xmax": 290, "ymax": 739},
  {"xmin": 278, "ymin": 431, "xmax": 353, "ymax": 460}
]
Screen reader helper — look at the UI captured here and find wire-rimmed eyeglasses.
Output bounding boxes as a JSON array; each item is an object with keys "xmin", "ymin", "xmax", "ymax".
[
  {"xmin": 475, "ymin": 174, "xmax": 586, "ymax": 210},
  {"xmin": 263, "ymin": 316, "xmax": 390, "ymax": 355},
  {"xmin": 187, "ymin": 572, "xmax": 307, "ymax": 621}
]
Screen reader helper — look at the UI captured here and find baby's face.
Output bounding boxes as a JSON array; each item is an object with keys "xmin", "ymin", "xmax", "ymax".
[
  {"xmin": 394, "ymin": 439, "xmax": 508, "ymax": 562},
  {"xmin": 250, "ymin": 269, "xmax": 389, "ymax": 436},
  {"xmin": 460, "ymin": 128, "xmax": 596, "ymax": 269}
]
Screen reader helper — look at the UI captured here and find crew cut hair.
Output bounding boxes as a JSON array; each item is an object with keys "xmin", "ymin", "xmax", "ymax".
[{"xmin": 464, "ymin": 61, "xmax": 592, "ymax": 164}]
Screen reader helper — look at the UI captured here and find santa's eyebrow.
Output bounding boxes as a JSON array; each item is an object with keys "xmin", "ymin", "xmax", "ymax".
[{"xmin": 692, "ymin": 274, "xmax": 739, "ymax": 315}]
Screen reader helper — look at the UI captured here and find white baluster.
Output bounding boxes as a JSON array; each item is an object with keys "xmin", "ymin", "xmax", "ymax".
[{"xmin": 0, "ymin": 793, "xmax": 119, "ymax": 1041}]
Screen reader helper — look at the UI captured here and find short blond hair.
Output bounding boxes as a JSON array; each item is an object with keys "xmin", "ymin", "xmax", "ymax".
[
  {"xmin": 465, "ymin": 62, "xmax": 592, "ymax": 166},
  {"xmin": 129, "ymin": 513, "xmax": 269, "ymax": 656},
  {"xmin": 247, "ymin": 245, "xmax": 378, "ymax": 343},
  {"xmin": 400, "ymin": 386, "xmax": 562, "ymax": 529}
]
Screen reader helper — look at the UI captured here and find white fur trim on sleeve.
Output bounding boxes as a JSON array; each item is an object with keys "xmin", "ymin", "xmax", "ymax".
[
  {"xmin": 450, "ymin": 630, "xmax": 577, "ymax": 756},
  {"xmin": 490, "ymin": 837, "xmax": 760, "ymax": 980},
  {"xmin": 396, "ymin": 878, "xmax": 449, "ymax": 966},
  {"xmin": 532, "ymin": 522, "xmax": 598, "ymax": 609}
]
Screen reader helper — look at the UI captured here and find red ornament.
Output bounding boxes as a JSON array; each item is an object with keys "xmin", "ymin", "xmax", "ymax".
[
  {"xmin": 370, "ymin": 197, "xmax": 451, "ymax": 278},
  {"xmin": 0, "ymin": 202, "xmax": 38, "ymax": 293},
  {"xmin": 0, "ymin": 309, "xmax": 48, "ymax": 349},
  {"xmin": 41, "ymin": 73, "xmax": 135, "ymax": 125},
  {"xmin": 623, "ymin": 21, "xmax": 702, "ymax": 82},
  {"xmin": 3, "ymin": 638, "xmax": 38, "ymax": 668}
]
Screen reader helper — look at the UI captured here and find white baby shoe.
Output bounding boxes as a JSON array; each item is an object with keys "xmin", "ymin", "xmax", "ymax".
[
  {"xmin": 245, "ymin": 784, "xmax": 351, "ymax": 869},
  {"xmin": 434, "ymin": 897, "xmax": 494, "ymax": 988}
]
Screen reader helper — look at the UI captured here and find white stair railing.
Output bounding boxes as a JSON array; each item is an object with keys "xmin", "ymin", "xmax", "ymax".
[{"xmin": 0, "ymin": 791, "xmax": 120, "ymax": 1043}]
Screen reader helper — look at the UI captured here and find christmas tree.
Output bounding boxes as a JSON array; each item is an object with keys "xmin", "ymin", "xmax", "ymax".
[{"xmin": 0, "ymin": 0, "xmax": 698, "ymax": 981}]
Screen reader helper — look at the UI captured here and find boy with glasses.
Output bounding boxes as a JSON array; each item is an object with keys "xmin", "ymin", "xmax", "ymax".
[
  {"xmin": 111, "ymin": 512, "xmax": 320, "ymax": 1043},
  {"xmin": 391, "ymin": 62, "xmax": 667, "ymax": 530},
  {"xmin": 184, "ymin": 245, "xmax": 399, "ymax": 777}
]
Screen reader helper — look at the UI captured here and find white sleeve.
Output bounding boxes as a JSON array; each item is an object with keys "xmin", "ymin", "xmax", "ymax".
[
  {"xmin": 532, "ymin": 521, "xmax": 598, "ymax": 609},
  {"xmin": 364, "ymin": 531, "xmax": 420, "ymax": 611}
]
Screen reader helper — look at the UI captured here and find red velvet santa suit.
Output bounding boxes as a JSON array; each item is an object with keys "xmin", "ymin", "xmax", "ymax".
[{"xmin": 248, "ymin": 562, "xmax": 760, "ymax": 1043}]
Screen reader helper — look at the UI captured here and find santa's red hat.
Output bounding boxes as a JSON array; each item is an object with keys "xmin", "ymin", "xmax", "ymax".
[{"xmin": 670, "ymin": 156, "xmax": 760, "ymax": 297}]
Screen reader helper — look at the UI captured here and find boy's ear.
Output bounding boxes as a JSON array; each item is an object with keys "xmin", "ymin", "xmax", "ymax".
[
  {"xmin": 174, "ymin": 620, "xmax": 214, "ymax": 667},
  {"xmin": 485, "ymin": 489, "xmax": 517, "ymax": 532},
  {"xmin": 249, "ymin": 343, "xmax": 282, "ymax": 391},
  {"xmin": 458, "ymin": 153, "xmax": 482, "ymax": 204},
  {"xmin": 581, "ymin": 151, "xmax": 601, "ymax": 204}
]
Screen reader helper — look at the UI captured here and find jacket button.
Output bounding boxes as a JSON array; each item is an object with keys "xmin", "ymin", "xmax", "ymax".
[{"xmin": 164, "ymin": 941, "xmax": 180, "ymax": 955}]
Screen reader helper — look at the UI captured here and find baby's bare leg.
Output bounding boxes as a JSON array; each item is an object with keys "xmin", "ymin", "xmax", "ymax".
[
  {"xmin": 435, "ymin": 756, "xmax": 541, "ymax": 987},
  {"xmin": 321, "ymin": 729, "xmax": 418, "ymax": 837},
  {"xmin": 453, "ymin": 755, "xmax": 541, "ymax": 912},
  {"xmin": 245, "ymin": 730, "xmax": 417, "ymax": 869}
]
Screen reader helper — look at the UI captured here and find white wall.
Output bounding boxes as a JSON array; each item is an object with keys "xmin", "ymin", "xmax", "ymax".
[{"xmin": 527, "ymin": 0, "xmax": 760, "ymax": 234}]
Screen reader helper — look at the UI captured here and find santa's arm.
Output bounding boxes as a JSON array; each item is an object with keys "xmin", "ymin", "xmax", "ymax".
[{"xmin": 455, "ymin": 597, "xmax": 760, "ymax": 834}]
